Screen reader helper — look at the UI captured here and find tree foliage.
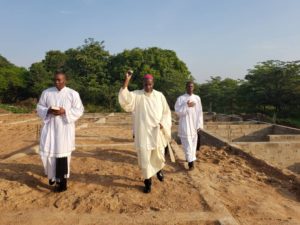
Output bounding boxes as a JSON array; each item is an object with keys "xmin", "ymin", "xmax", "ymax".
[
  {"xmin": 0, "ymin": 39, "xmax": 192, "ymax": 111},
  {"xmin": 242, "ymin": 60, "xmax": 300, "ymax": 117},
  {"xmin": 0, "ymin": 55, "xmax": 28, "ymax": 103},
  {"xmin": 196, "ymin": 60, "xmax": 300, "ymax": 118},
  {"xmin": 197, "ymin": 76, "xmax": 241, "ymax": 114},
  {"xmin": 0, "ymin": 40, "xmax": 299, "ymax": 120},
  {"xmin": 109, "ymin": 47, "xmax": 192, "ymax": 107}
]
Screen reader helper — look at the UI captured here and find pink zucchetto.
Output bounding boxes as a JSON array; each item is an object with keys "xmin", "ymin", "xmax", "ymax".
[{"xmin": 143, "ymin": 74, "xmax": 153, "ymax": 80}]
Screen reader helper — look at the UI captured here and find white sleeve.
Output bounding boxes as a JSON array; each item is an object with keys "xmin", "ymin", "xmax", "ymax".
[
  {"xmin": 36, "ymin": 90, "xmax": 50, "ymax": 123},
  {"xmin": 175, "ymin": 96, "xmax": 187, "ymax": 117},
  {"xmin": 64, "ymin": 91, "xmax": 84, "ymax": 124},
  {"xmin": 118, "ymin": 87, "xmax": 136, "ymax": 112},
  {"xmin": 197, "ymin": 96, "xmax": 204, "ymax": 129},
  {"xmin": 160, "ymin": 94, "xmax": 172, "ymax": 140}
]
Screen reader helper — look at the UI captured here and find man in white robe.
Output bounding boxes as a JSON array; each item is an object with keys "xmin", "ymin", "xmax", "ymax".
[
  {"xmin": 37, "ymin": 71, "xmax": 84, "ymax": 192},
  {"xmin": 118, "ymin": 72, "xmax": 172, "ymax": 193},
  {"xmin": 175, "ymin": 81, "xmax": 203, "ymax": 170}
]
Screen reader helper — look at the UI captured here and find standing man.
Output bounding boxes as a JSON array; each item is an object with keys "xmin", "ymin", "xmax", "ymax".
[
  {"xmin": 118, "ymin": 72, "xmax": 172, "ymax": 193},
  {"xmin": 37, "ymin": 71, "xmax": 84, "ymax": 192},
  {"xmin": 175, "ymin": 81, "xmax": 203, "ymax": 170}
]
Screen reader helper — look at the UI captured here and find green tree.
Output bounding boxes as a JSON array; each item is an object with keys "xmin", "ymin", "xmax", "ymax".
[
  {"xmin": 109, "ymin": 47, "xmax": 193, "ymax": 108},
  {"xmin": 0, "ymin": 55, "xmax": 28, "ymax": 103},
  {"xmin": 197, "ymin": 76, "xmax": 240, "ymax": 114},
  {"xmin": 26, "ymin": 62, "xmax": 52, "ymax": 98},
  {"xmin": 43, "ymin": 50, "xmax": 67, "ymax": 73},
  {"xmin": 243, "ymin": 60, "xmax": 300, "ymax": 116},
  {"xmin": 64, "ymin": 38, "xmax": 110, "ymax": 105}
]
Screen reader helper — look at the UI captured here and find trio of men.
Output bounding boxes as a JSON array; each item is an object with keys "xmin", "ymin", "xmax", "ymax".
[{"xmin": 37, "ymin": 71, "xmax": 203, "ymax": 193}]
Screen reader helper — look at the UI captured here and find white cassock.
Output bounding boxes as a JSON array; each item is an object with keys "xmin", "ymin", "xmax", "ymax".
[
  {"xmin": 175, "ymin": 93, "xmax": 203, "ymax": 163},
  {"xmin": 118, "ymin": 88, "xmax": 172, "ymax": 179},
  {"xmin": 37, "ymin": 87, "xmax": 84, "ymax": 180}
]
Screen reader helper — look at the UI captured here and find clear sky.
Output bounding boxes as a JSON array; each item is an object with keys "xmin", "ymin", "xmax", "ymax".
[{"xmin": 0, "ymin": 0, "xmax": 299, "ymax": 83}]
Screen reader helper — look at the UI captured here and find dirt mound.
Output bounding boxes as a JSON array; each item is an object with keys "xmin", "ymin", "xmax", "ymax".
[{"xmin": 196, "ymin": 146, "xmax": 300, "ymax": 225}]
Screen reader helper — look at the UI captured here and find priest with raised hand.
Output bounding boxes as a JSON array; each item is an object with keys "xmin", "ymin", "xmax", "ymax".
[
  {"xmin": 37, "ymin": 71, "xmax": 84, "ymax": 192},
  {"xmin": 118, "ymin": 71, "xmax": 172, "ymax": 193},
  {"xmin": 175, "ymin": 81, "xmax": 203, "ymax": 170}
]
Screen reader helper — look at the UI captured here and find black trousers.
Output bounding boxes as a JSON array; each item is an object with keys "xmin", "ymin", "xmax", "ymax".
[
  {"xmin": 196, "ymin": 130, "xmax": 201, "ymax": 151},
  {"xmin": 56, "ymin": 157, "xmax": 68, "ymax": 180}
]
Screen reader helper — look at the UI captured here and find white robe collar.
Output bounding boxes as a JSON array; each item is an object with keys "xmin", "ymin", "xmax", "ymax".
[
  {"xmin": 55, "ymin": 86, "xmax": 67, "ymax": 93},
  {"xmin": 143, "ymin": 90, "xmax": 154, "ymax": 97},
  {"xmin": 185, "ymin": 93, "xmax": 194, "ymax": 97}
]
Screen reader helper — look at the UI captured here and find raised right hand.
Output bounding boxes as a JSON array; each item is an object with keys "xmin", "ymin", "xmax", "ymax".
[
  {"xmin": 125, "ymin": 70, "xmax": 133, "ymax": 80},
  {"xmin": 123, "ymin": 70, "xmax": 133, "ymax": 89}
]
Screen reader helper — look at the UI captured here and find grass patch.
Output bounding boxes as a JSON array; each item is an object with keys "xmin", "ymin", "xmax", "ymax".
[
  {"xmin": 0, "ymin": 103, "xmax": 122, "ymax": 114},
  {"xmin": 84, "ymin": 104, "xmax": 122, "ymax": 113},
  {"xmin": 0, "ymin": 104, "xmax": 34, "ymax": 113},
  {"xmin": 277, "ymin": 117, "xmax": 300, "ymax": 128}
]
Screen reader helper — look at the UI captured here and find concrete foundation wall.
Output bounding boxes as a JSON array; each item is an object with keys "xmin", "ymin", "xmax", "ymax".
[
  {"xmin": 200, "ymin": 130, "xmax": 228, "ymax": 149},
  {"xmin": 234, "ymin": 142, "xmax": 300, "ymax": 173},
  {"xmin": 203, "ymin": 121, "xmax": 300, "ymax": 174},
  {"xmin": 268, "ymin": 135, "xmax": 300, "ymax": 142},
  {"xmin": 204, "ymin": 123, "xmax": 272, "ymax": 142},
  {"xmin": 272, "ymin": 125, "xmax": 300, "ymax": 135}
]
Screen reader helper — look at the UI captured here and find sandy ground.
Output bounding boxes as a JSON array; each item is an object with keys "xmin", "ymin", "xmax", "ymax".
[
  {"xmin": 0, "ymin": 124, "xmax": 38, "ymax": 157},
  {"xmin": 0, "ymin": 113, "xmax": 299, "ymax": 225},
  {"xmin": 195, "ymin": 146, "xmax": 300, "ymax": 225}
]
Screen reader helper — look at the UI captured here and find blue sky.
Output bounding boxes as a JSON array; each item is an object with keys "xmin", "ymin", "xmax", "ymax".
[{"xmin": 0, "ymin": 0, "xmax": 299, "ymax": 82}]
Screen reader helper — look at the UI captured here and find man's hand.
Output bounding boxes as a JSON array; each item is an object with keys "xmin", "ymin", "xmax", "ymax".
[
  {"xmin": 123, "ymin": 70, "xmax": 133, "ymax": 89},
  {"xmin": 187, "ymin": 100, "xmax": 195, "ymax": 107},
  {"xmin": 48, "ymin": 107, "xmax": 66, "ymax": 116},
  {"xmin": 126, "ymin": 70, "xmax": 133, "ymax": 80}
]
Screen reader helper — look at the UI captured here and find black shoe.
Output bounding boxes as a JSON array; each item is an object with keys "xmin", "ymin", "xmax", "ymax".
[
  {"xmin": 156, "ymin": 170, "xmax": 164, "ymax": 182},
  {"xmin": 49, "ymin": 179, "xmax": 55, "ymax": 185},
  {"xmin": 54, "ymin": 183, "xmax": 62, "ymax": 192},
  {"xmin": 60, "ymin": 178, "xmax": 67, "ymax": 191},
  {"xmin": 143, "ymin": 178, "xmax": 152, "ymax": 193},
  {"xmin": 188, "ymin": 161, "xmax": 195, "ymax": 171},
  {"xmin": 54, "ymin": 178, "xmax": 67, "ymax": 192}
]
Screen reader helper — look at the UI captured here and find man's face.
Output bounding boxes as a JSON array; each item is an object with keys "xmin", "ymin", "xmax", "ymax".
[
  {"xmin": 143, "ymin": 79, "xmax": 154, "ymax": 93},
  {"xmin": 186, "ymin": 83, "xmax": 194, "ymax": 95},
  {"xmin": 54, "ymin": 73, "xmax": 66, "ymax": 90}
]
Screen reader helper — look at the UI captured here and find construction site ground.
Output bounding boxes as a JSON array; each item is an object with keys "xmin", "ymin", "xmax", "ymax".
[{"xmin": 0, "ymin": 113, "xmax": 299, "ymax": 225}]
